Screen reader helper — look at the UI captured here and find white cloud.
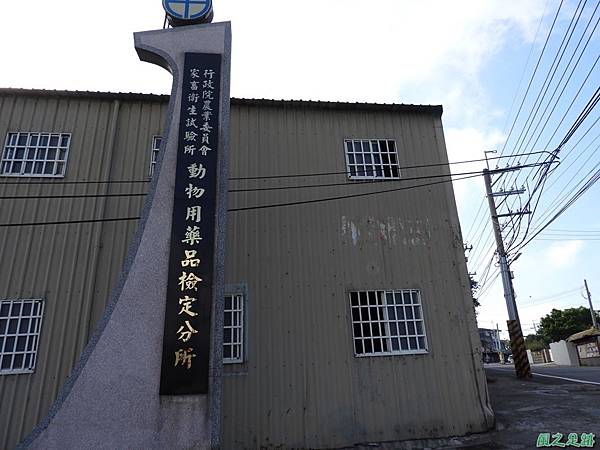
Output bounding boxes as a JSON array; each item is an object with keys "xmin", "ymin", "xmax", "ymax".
[
  {"xmin": 545, "ymin": 240, "xmax": 584, "ymax": 269},
  {"xmin": 0, "ymin": 0, "xmax": 547, "ymax": 106},
  {"xmin": 445, "ymin": 126, "xmax": 505, "ymax": 210},
  {"xmin": 223, "ymin": 0, "xmax": 547, "ymax": 107}
]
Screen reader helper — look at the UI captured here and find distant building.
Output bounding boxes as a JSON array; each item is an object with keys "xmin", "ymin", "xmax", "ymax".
[
  {"xmin": 567, "ymin": 328, "xmax": 600, "ymax": 367},
  {"xmin": 0, "ymin": 88, "xmax": 493, "ymax": 449},
  {"xmin": 479, "ymin": 328, "xmax": 502, "ymax": 363}
]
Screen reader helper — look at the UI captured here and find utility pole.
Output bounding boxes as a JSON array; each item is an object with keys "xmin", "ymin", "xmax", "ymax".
[
  {"xmin": 496, "ymin": 323, "xmax": 505, "ymax": 364},
  {"xmin": 483, "ymin": 168, "xmax": 532, "ymax": 378},
  {"xmin": 584, "ymin": 279, "xmax": 598, "ymax": 329}
]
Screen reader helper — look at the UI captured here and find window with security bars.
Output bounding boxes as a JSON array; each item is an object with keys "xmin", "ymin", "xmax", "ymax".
[
  {"xmin": 350, "ymin": 290, "xmax": 428, "ymax": 356},
  {"xmin": 0, "ymin": 299, "xmax": 44, "ymax": 374},
  {"xmin": 344, "ymin": 139, "xmax": 400, "ymax": 179},
  {"xmin": 223, "ymin": 293, "xmax": 244, "ymax": 364},
  {"xmin": 1, "ymin": 132, "xmax": 70, "ymax": 177},
  {"xmin": 149, "ymin": 136, "xmax": 162, "ymax": 178}
]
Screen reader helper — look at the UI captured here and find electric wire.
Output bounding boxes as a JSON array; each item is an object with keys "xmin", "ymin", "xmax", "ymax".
[
  {"xmin": 516, "ymin": 10, "xmax": 600, "ymax": 164},
  {"xmin": 227, "ymin": 173, "xmax": 484, "ymax": 212},
  {"xmin": 531, "ymin": 133, "xmax": 600, "ymax": 227},
  {"xmin": 504, "ymin": 89, "xmax": 600, "ymax": 253},
  {"xmin": 0, "ymin": 163, "xmax": 549, "ymax": 200},
  {"xmin": 471, "ymin": 0, "xmax": 552, "ymax": 251},
  {"xmin": 490, "ymin": 2, "xmax": 600, "ymax": 252},
  {"xmin": 0, "ymin": 151, "xmax": 551, "ymax": 186},
  {"xmin": 463, "ymin": 0, "xmax": 566, "ymax": 262},
  {"xmin": 511, "ymin": 164, "xmax": 600, "ymax": 253},
  {"xmin": 499, "ymin": 0, "xmax": 565, "ymax": 157},
  {"xmin": 0, "ymin": 171, "xmax": 482, "ymax": 227},
  {"xmin": 505, "ymin": 0, "xmax": 588, "ymax": 169}
]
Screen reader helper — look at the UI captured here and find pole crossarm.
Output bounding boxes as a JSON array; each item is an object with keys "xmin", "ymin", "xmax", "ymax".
[
  {"xmin": 496, "ymin": 210, "xmax": 532, "ymax": 218},
  {"xmin": 490, "ymin": 188, "xmax": 526, "ymax": 197}
]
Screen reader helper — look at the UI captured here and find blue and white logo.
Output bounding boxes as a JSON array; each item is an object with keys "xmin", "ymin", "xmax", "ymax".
[{"xmin": 162, "ymin": 0, "xmax": 212, "ymax": 21}]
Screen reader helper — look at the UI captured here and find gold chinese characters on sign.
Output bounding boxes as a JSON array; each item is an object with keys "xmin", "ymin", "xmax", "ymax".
[{"xmin": 173, "ymin": 67, "xmax": 217, "ymax": 371}]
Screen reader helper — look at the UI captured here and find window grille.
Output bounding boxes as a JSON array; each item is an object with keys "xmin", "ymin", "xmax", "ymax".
[
  {"xmin": 149, "ymin": 136, "xmax": 162, "ymax": 178},
  {"xmin": 0, "ymin": 299, "xmax": 44, "ymax": 374},
  {"xmin": 344, "ymin": 139, "xmax": 400, "ymax": 180},
  {"xmin": 223, "ymin": 293, "xmax": 244, "ymax": 364},
  {"xmin": 349, "ymin": 290, "xmax": 428, "ymax": 356},
  {"xmin": 1, "ymin": 132, "xmax": 70, "ymax": 177}
]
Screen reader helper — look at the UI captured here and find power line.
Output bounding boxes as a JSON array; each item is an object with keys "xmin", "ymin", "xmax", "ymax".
[
  {"xmin": 0, "ymin": 172, "xmax": 482, "ymax": 227},
  {"xmin": 469, "ymin": 239, "xmax": 496, "ymax": 278},
  {"xmin": 477, "ymin": 269, "xmax": 501, "ymax": 301},
  {"xmin": 504, "ymin": 90, "xmax": 600, "ymax": 252},
  {"xmin": 227, "ymin": 153, "xmax": 530, "ymax": 181},
  {"xmin": 227, "ymin": 173, "xmax": 484, "ymax": 212},
  {"xmin": 540, "ymin": 53, "xmax": 600, "ymax": 152},
  {"xmin": 537, "ymin": 237, "xmax": 600, "ymax": 240},
  {"xmin": 506, "ymin": 130, "xmax": 600, "ymax": 253},
  {"xmin": 539, "ymin": 128, "xmax": 600, "ymax": 197},
  {"xmin": 521, "ymin": 287, "xmax": 582, "ymax": 303},
  {"xmin": 463, "ymin": 196, "xmax": 485, "ymax": 242},
  {"xmin": 491, "ymin": 1, "xmax": 600, "ymax": 251},
  {"xmin": 515, "ymin": 7, "xmax": 600, "ymax": 163},
  {"xmin": 499, "ymin": 0, "xmax": 565, "ymax": 157},
  {"xmin": 540, "ymin": 135, "xmax": 600, "ymax": 221},
  {"xmin": 0, "ymin": 170, "xmax": 489, "ymax": 199},
  {"xmin": 0, "ymin": 164, "xmax": 549, "ymax": 200},
  {"xmin": 520, "ymin": 296, "xmax": 585, "ymax": 309},
  {"xmin": 543, "ymin": 228, "xmax": 600, "ymax": 233},
  {"xmin": 490, "ymin": 0, "xmax": 554, "ymax": 213},
  {"xmin": 0, "ymin": 151, "xmax": 552, "ymax": 186},
  {"xmin": 512, "ymin": 165, "xmax": 600, "ymax": 253},
  {"xmin": 530, "ymin": 145, "xmax": 600, "ymax": 234},
  {"xmin": 506, "ymin": 0, "xmax": 588, "ymax": 167},
  {"xmin": 471, "ymin": 157, "xmax": 558, "ymax": 260},
  {"xmin": 0, "ymin": 217, "xmax": 141, "ymax": 227},
  {"xmin": 229, "ymin": 169, "xmax": 486, "ymax": 193},
  {"xmin": 499, "ymin": 0, "xmax": 553, "ymax": 138}
]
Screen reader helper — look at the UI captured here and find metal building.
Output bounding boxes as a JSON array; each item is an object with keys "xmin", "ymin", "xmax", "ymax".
[{"xmin": 0, "ymin": 88, "xmax": 494, "ymax": 449}]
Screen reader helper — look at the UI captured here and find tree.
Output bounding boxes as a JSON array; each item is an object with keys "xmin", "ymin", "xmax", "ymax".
[
  {"xmin": 537, "ymin": 307, "xmax": 600, "ymax": 343},
  {"xmin": 525, "ymin": 334, "xmax": 547, "ymax": 351}
]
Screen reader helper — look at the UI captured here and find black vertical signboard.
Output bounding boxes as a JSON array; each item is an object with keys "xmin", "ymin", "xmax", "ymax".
[{"xmin": 160, "ymin": 52, "xmax": 221, "ymax": 395}]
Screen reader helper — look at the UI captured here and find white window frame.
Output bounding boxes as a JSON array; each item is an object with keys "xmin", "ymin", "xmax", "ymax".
[
  {"xmin": 1, "ymin": 132, "xmax": 71, "ymax": 178},
  {"xmin": 223, "ymin": 293, "xmax": 244, "ymax": 364},
  {"xmin": 0, "ymin": 299, "xmax": 45, "ymax": 375},
  {"xmin": 349, "ymin": 289, "xmax": 428, "ymax": 357},
  {"xmin": 149, "ymin": 135, "xmax": 162, "ymax": 179},
  {"xmin": 344, "ymin": 138, "xmax": 401, "ymax": 180}
]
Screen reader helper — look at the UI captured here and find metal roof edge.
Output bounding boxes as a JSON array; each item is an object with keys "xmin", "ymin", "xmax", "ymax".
[
  {"xmin": 231, "ymin": 98, "xmax": 443, "ymax": 115},
  {"xmin": 0, "ymin": 88, "xmax": 170, "ymax": 103},
  {"xmin": 0, "ymin": 88, "xmax": 443, "ymax": 115},
  {"xmin": 566, "ymin": 327, "xmax": 600, "ymax": 342}
]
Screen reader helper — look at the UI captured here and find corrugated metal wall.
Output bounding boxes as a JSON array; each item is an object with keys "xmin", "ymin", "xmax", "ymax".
[
  {"xmin": 0, "ymin": 91, "xmax": 491, "ymax": 450},
  {"xmin": 0, "ymin": 91, "xmax": 166, "ymax": 450},
  {"xmin": 222, "ymin": 102, "xmax": 491, "ymax": 449}
]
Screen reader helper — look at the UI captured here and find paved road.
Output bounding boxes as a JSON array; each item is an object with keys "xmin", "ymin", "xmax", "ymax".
[
  {"xmin": 486, "ymin": 363, "xmax": 600, "ymax": 384},
  {"xmin": 480, "ymin": 366, "xmax": 600, "ymax": 448}
]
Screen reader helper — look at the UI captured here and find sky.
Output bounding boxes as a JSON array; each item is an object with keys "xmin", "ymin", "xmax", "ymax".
[{"xmin": 1, "ymin": 0, "xmax": 599, "ymax": 339}]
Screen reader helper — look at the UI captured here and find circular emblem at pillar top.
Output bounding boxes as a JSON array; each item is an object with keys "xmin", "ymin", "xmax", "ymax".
[{"xmin": 162, "ymin": 0, "xmax": 213, "ymax": 26}]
